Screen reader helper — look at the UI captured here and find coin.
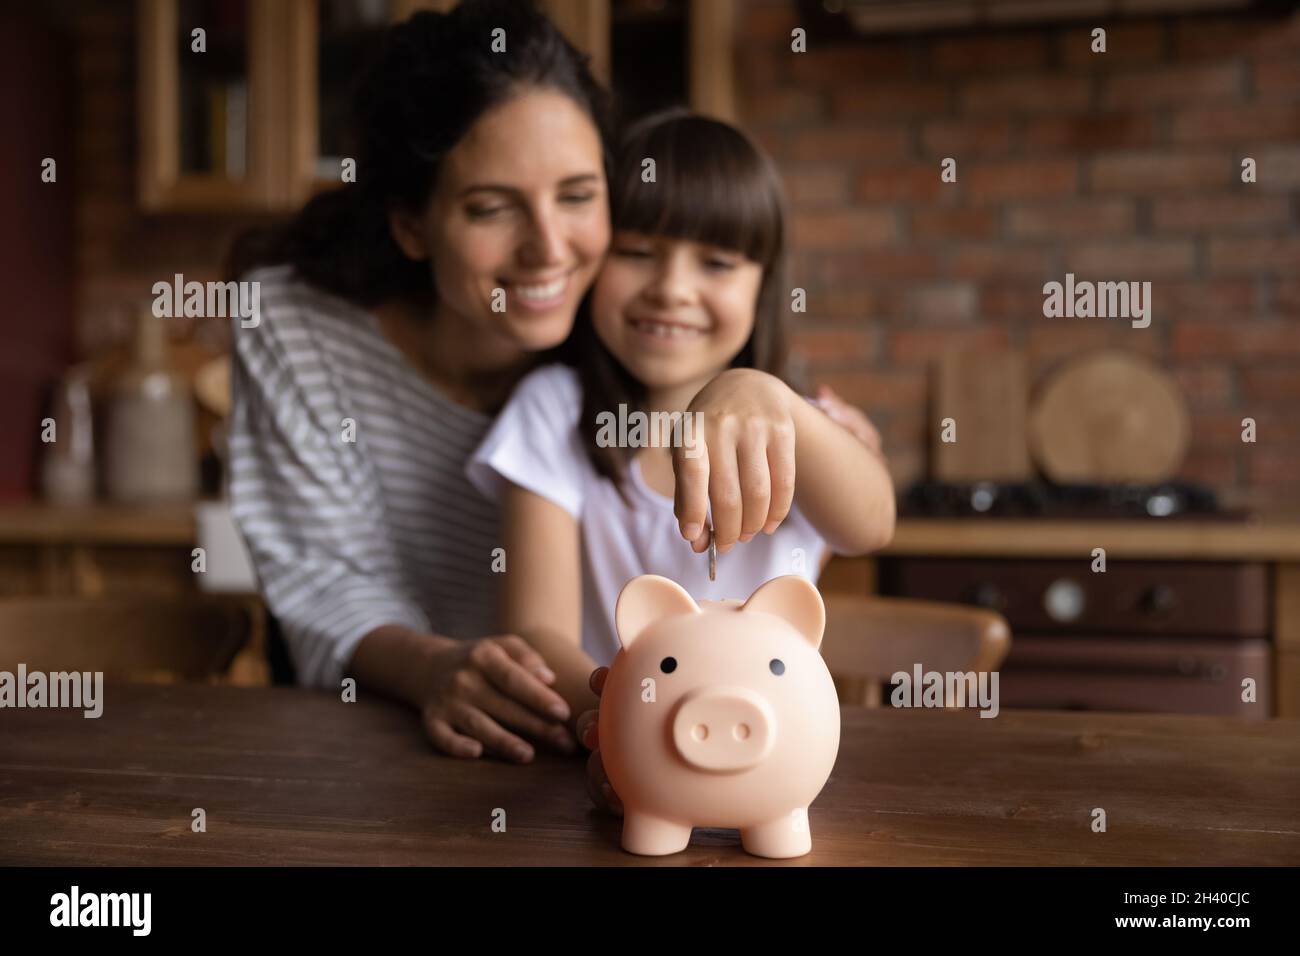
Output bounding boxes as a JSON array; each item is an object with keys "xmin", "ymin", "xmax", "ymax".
[{"xmin": 708, "ymin": 525, "xmax": 716, "ymax": 582}]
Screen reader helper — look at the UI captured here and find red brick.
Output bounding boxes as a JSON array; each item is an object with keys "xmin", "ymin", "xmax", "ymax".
[
  {"xmin": 787, "ymin": 45, "xmax": 915, "ymax": 86},
  {"xmin": 961, "ymin": 75, "xmax": 1092, "ymax": 114},
  {"xmin": 1256, "ymin": 59, "xmax": 1300, "ymax": 98},
  {"xmin": 1090, "ymin": 151, "xmax": 1230, "ymax": 192},
  {"xmin": 965, "ymin": 158, "xmax": 1079, "ymax": 201},
  {"xmin": 908, "ymin": 283, "xmax": 978, "ymax": 323},
  {"xmin": 981, "ymin": 283, "xmax": 1046, "ymax": 320},
  {"xmin": 743, "ymin": 2, "xmax": 800, "ymax": 42},
  {"xmin": 830, "ymin": 83, "xmax": 950, "ymax": 119},
  {"xmin": 1254, "ymin": 146, "xmax": 1300, "ymax": 189},
  {"xmin": 950, "ymin": 244, "xmax": 1052, "ymax": 279},
  {"xmin": 790, "ymin": 327, "xmax": 879, "ymax": 363},
  {"xmin": 856, "ymin": 164, "xmax": 947, "ymax": 202},
  {"xmin": 1101, "ymin": 63, "xmax": 1243, "ymax": 108},
  {"xmin": 740, "ymin": 88, "xmax": 825, "ymax": 125},
  {"xmin": 1022, "ymin": 114, "xmax": 1159, "ymax": 152},
  {"xmin": 791, "ymin": 126, "xmax": 911, "ymax": 163},
  {"xmin": 1159, "ymin": 280, "xmax": 1258, "ymax": 320},
  {"xmin": 1173, "ymin": 322, "xmax": 1300, "ymax": 358},
  {"xmin": 1171, "ymin": 104, "xmax": 1300, "ymax": 145},
  {"xmin": 791, "ymin": 209, "xmax": 900, "ymax": 250},
  {"xmin": 1065, "ymin": 240, "xmax": 1196, "ymax": 277},
  {"xmin": 1172, "ymin": 14, "xmax": 1300, "ymax": 59},
  {"xmin": 911, "ymin": 206, "xmax": 998, "ymax": 241},
  {"xmin": 1025, "ymin": 326, "xmax": 1163, "ymax": 375},
  {"xmin": 1151, "ymin": 195, "xmax": 1291, "ymax": 232},
  {"xmin": 1275, "ymin": 279, "xmax": 1300, "ymax": 316},
  {"xmin": 889, "ymin": 327, "xmax": 1010, "ymax": 364},
  {"xmin": 782, "ymin": 166, "xmax": 850, "ymax": 206},
  {"xmin": 1177, "ymin": 450, "xmax": 1238, "ymax": 488},
  {"xmin": 818, "ymin": 249, "xmax": 941, "ymax": 284},
  {"xmin": 1060, "ymin": 22, "xmax": 1166, "ymax": 67},
  {"xmin": 930, "ymin": 33, "xmax": 1049, "ymax": 73},
  {"xmin": 812, "ymin": 370, "xmax": 927, "ymax": 411},
  {"xmin": 1248, "ymin": 451, "xmax": 1300, "ymax": 489},
  {"xmin": 1187, "ymin": 412, "xmax": 1253, "ymax": 451},
  {"xmin": 919, "ymin": 118, "xmax": 1012, "ymax": 156},
  {"xmin": 1007, "ymin": 199, "xmax": 1137, "ymax": 239},
  {"xmin": 1241, "ymin": 366, "xmax": 1300, "ymax": 402},
  {"xmin": 1208, "ymin": 237, "xmax": 1300, "ymax": 274},
  {"xmin": 1170, "ymin": 364, "xmax": 1234, "ymax": 408},
  {"xmin": 814, "ymin": 287, "xmax": 908, "ymax": 322}
]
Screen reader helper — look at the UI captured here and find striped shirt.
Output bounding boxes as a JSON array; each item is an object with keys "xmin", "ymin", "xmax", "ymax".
[{"xmin": 228, "ymin": 265, "xmax": 501, "ymax": 689}]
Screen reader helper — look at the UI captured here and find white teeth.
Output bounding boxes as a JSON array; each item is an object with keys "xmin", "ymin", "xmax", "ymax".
[
  {"xmin": 514, "ymin": 277, "xmax": 566, "ymax": 301},
  {"xmin": 634, "ymin": 320, "xmax": 702, "ymax": 339}
]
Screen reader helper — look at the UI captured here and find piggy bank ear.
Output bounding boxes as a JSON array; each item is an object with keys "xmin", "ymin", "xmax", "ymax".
[
  {"xmin": 741, "ymin": 575, "xmax": 826, "ymax": 650},
  {"xmin": 615, "ymin": 574, "xmax": 700, "ymax": 649}
]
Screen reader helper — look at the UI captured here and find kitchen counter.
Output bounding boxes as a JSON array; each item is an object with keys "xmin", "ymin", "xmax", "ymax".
[
  {"xmin": 2, "ymin": 501, "xmax": 1299, "ymax": 716},
  {"xmin": 886, "ymin": 515, "xmax": 1300, "ymax": 561}
]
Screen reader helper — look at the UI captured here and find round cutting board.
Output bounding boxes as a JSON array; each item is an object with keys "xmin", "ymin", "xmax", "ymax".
[{"xmin": 1028, "ymin": 351, "xmax": 1190, "ymax": 484}]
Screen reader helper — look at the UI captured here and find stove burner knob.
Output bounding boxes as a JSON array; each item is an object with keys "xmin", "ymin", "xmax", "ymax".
[
  {"xmin": 1140, "ymin": 585, "xmax": 1179, "ymax": 618},
  {"xmin": 971, "ymin": 582, "xmax": 1006, "ymax": 610},
  {"xmin": 1043, "ymin": 579, "xmax": 1085, "ymax": 623}
]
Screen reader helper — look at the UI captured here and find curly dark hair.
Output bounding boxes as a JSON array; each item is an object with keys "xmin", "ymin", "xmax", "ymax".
[{"xmin": 226, "ymin": 0, "xmax": 614, "ymax": 307}]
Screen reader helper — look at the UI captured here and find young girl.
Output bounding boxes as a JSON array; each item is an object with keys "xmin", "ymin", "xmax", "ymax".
[{"xmin": 466, "ymin": 110, "xmax": 895, "ymax": 730}]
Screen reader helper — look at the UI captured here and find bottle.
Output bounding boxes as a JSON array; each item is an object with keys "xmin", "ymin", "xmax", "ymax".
[
  {"xmin": 41, "ymin": 367, "xmax": 97, "ymax": 505},
  {"xmin": 103, "ymin": 310, "xmax": 199, "ymax": 503}
]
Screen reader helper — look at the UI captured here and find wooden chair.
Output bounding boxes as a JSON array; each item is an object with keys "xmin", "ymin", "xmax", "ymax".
[
  {"xmin": 0, "ymin": 596, "xmax": 262, "ymax": 684},
  {"xmin": 820, "ymin": 593, "xmax": 1011, "ymax": 708}
]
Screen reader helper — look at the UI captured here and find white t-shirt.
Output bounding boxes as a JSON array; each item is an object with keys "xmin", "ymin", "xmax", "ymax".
[{"xmin": 466, "ymin": 364, "xmax": 828, "ymax": 665}]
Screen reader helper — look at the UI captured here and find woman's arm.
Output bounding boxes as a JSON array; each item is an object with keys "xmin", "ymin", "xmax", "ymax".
[
  {"xmin": 672, "ymin": 368, "xmax": 895, "ymax": 557},
  {"xmin": 499, "ymin": 480, "xmax": 600, "ymax": 733}
]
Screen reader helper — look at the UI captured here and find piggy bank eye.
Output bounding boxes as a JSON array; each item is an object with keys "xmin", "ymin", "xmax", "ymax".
[
  {"xmin": 660, "ymin": 657, "xmax": 678, "ymax": 674},
  {"xmin": 769, "ymin": 659, "xmax": 785, "ymax": 676}
]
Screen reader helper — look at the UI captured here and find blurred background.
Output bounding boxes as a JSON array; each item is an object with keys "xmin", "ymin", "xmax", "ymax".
[{"xmin": 1, "ymin": 0, "xmax": 1298, "ymax": 717}]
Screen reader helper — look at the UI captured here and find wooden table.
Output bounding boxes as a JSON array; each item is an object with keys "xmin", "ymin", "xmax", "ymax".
[{"xmin": 2, "ymin": 685, "xmax": 1297, "ymax": 866}]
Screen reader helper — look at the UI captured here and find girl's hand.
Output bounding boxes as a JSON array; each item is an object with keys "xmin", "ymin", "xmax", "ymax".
[
  {"xmin": 576, "ymin": 666, "xmax": 623, "ymax": 817},
  {"xmin": 672, "ymin": 368, "xmax": 797, "ymax": 555},
  {"xmin": 416, "ymin": 635, "xmax": 577, "ymax": 763}
]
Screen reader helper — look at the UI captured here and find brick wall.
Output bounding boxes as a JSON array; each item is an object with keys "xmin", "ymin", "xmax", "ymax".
[
  {"xmin": 737, "ymin": 1, "xmax": 1300, "ymax": 511},
  {"xmin": 69, "ymin": 2, "xmax": 1299, "ymax": 510}
]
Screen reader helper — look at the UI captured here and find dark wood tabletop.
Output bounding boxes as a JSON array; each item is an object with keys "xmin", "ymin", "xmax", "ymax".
[{"xmin": 1, "ymin": 684, "xmax": 1297, "ymax": 866}]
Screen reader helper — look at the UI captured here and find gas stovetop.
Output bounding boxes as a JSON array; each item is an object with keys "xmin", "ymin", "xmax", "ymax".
[{"xmin": 900, "ymin": 481, "xmax": 1246, "ymax": 520}]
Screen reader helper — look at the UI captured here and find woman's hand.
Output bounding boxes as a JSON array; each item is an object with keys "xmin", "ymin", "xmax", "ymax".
[
  {"xmin": 671, "ymin": 368, "xmax": 797, "ymax": 555},
  {"xmin": 811, "ymin": 385, "xmax": 882, "ymax": 454},
  {"xmin": 576, "ymin": 666, "xmax": 623, "ymax": 816},
  {"xmin": 415, "ymin": 634, "xmax": 577, "ymax": 763}
]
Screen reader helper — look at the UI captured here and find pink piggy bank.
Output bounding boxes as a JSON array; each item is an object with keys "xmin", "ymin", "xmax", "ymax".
[{"xmin": 598, "ymin": 573, "xmax": 841, "ymax": 858}]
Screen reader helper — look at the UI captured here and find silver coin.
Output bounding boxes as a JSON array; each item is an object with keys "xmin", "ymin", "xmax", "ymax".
[{"xmin": 708, "ymin": 525, "xmax": 716, "ymax": 581}]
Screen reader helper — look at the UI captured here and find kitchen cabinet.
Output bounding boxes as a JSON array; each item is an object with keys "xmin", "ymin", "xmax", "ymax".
[{"xmin": 136, "ymin": 0, "xmax": 736, "ymax": 212}]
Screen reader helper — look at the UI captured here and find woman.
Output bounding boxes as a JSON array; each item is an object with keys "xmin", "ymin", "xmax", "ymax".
[
  {"xmin": 228, "ymin": 0, "xmax": 610, "ymax": 764},
  {"xmin": 229, "ymin": 0, "xmax": 881, "ymax": 771}
]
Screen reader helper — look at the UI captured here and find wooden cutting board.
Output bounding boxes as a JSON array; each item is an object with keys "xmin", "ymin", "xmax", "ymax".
[
  {"xmin": 1028, "ymin": 350, "xmax": 1190, "ymax": 484},
  {"xmin": 931, "ymin": 349, "xmax": 1032, "ymax": 482}
]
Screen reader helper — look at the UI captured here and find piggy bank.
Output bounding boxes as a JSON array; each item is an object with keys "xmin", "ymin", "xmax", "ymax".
[{"xmin": 598, "ymin": 574, "xmax": 841, "ymax": 858}]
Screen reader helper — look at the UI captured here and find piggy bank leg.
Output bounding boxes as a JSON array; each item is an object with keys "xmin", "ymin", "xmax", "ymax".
[
  {"xmin": 740, "ymin": 808, "xmax": 812, "ymax": 859},
  {"xmin": 622, "ymin": 812, "xmax": 692, "ymax": 856}
]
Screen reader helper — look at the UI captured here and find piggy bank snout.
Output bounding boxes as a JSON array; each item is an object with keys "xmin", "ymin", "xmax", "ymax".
[{"xmin": 671, "ymin": 686, "xmax": 776, "ymax": 773}]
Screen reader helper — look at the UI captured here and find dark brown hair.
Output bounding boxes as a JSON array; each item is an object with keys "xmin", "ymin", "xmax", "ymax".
[
  {"xmin": 226, "ymin": 0, "xmax": 613, "ymax": 306},
  {"xmin": 566, "ymin": 109, "xmax": 790, "ymax": 486}
]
